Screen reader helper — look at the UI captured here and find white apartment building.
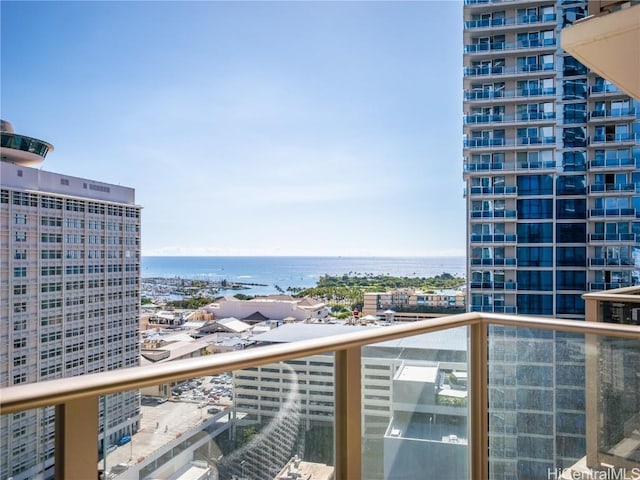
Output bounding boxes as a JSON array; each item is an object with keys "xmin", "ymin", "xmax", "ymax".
[{"xmin": 0, "ymin": 121, "xmax": 142, "ymax": 479}]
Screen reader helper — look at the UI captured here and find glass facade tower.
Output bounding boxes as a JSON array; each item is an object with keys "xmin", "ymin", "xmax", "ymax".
[{"xmin": 463, "ymin": 1, "xmax": 640, "ymax": 478}]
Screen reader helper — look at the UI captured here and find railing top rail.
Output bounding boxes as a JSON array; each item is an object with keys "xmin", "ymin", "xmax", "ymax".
[
  {"xmin": 1, "ymin": 312, "xmax": 639, "ymax": 414},
  {"xmin": 583, "ymin": 285, "xmax": 640, "ymax": 302}
]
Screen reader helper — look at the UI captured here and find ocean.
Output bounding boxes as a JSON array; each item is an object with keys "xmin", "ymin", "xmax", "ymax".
[{"xmin": 142, "ymin": 256, "xmax": 466, "ymax": 296}]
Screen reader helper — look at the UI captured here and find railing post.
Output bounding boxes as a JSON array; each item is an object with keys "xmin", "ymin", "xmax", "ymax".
[
  {"xmin": 584, "ymin": 296, "xmax": 600, "ymax": 468},
  {"xmin": 335, "ymin": 346, "xmax": 361, "ymax": 480},
  {"xmin": 470, "ymin": 321, "xmax": 488, "ymax": 480},
  {"xmin": 55, "ymin": 396, "xmax": 98, "ymax": 480}
]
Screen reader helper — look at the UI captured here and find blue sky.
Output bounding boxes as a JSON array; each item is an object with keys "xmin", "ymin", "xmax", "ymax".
[{"xmin": 1, "ymin": 1, "xmax": 463, "ymax": 257}]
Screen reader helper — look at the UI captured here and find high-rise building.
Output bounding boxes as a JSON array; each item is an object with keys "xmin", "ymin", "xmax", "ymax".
[
  {"xmin": 0, "ymin": 120, "xmax": 142, "ymax": 479},
  {"xmin": 463, "ymin": 1, "xmax": 640, "ymax": 478}
]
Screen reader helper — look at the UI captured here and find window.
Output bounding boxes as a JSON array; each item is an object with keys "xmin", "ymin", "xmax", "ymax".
[
  {"xmin": 556, "ymin": 294, "xmax": 585, "ymax": 315},
  {"xmin": 14, "ymin": 267, "xmax": 27, "ymax": 278},
  {"xmin": 556, "ymin": 247, "xmax": 586, "ymax": 267},
  {"xmin": 41, "ymin": 233, "xmax": 62, "ymax": 243},
  {"xmin": 563, "ymin": 56, "xmax": 587, "ymax": 76},
  {"xmin": 14, "ymin": 213, "xmax": 27, "ymax": 224},
  {"xmin": 13, "ymin": 302, "xmax": 27, "ymax": 313},
  {"xmin": 517, "ymin": 175, "xmax": 553, "ymax": 195},
  {"xmin": 517, "ymin": 294, "xmax": 553, "ymax": 315},
  {"xmin": 557, "ymin": 199, "xmax": 586, "ymax": 219},
  {"xmin": 517, "ymin": 247, "xmax": 553, "ymax": 267},
  {"xmin": 517, "ymin": 271, "xmax": 553, "ymax": 291},
  {"xmin": 14, "ymin": 231, "xmax": 26, "ymax": 242},
  {"xmin": 517, "ymin": 223, "xmax": 553, "ymax": 243},
  {"xmin": 562, "ymin": 6, "xmax": 586, "ymax": 27},
  {"xmin": 42, "ymin": 216, "xmax": 63, "ymax": 227},
  {"xmin": 556, "ymin": 223, "xmax": 586, "ymax": 243},
  {"xmin": 12, "ymin": 192, "xmax": 37, "ymax": 206},
  {"xmin": 563, "ymin": 127, "xmax": 586, "ymax": 148},
  {"xmin": 563, "ymin": 79, "xmax": 587, "ymax": 100},
  {"xmin": 556, "ymin": 176, "xmax": 586, "ymax": 195},
  {"xmin": 556, "ymin": 271, "xmax": 586, "ymax": 290},
  {"xmin": 41, "ymin": 249, "xmax": 62, "ymax": 259},
  {"xmin": 517, "ymin": 126, "xmax": 553, "ymax": 144},
  {"xmin": 563, "ymin": 104, "xmax": 586, "ymax": 124},
  {"xmin": 517, "ymin": 199, "xmax": 553, "ymax": 219},
  {"xmin": 561, "ymin": 152, "xmax": 586, "ymax": 172},
  {"xmin": 14, "ymin": 249, "xmax": 26, "ymax": 260}
]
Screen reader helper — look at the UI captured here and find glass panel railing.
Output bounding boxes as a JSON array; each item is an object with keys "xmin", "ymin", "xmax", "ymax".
[
  {"xmin": 488, "ymin": 327, "xmax": 589, "ymax": 479},
  {"xmin": 101, "ymin": 378, "xmax": 235, "ymax": 479},
  {"xmin": 0, "ymin": 406, "xmax": 56, "ymax": 479},
  {"xmin": 101, "ymin": 362, "xmax": 333, "ymax": 480},
  {"xmin": 362, "ymin": 328, "xmax": 470, "ymax": 480},
  {"xmin": 593, "ymin": 335, "xmax": 640, "ymax": 474}
]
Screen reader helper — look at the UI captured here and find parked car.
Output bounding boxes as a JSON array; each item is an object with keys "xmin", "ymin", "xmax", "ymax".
[{"xmin": 117, "ymin": 435, "xmax": 131, "ymax": 446}]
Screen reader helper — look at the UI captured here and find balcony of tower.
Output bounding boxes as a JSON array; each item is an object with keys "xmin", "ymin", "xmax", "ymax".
[
  {"xmin": 464, "ymin": 86, "xmax": 556, "ymax": 102},
  {"xmin": 463, "ymin": 0, "xmax": 558, "ymax": 11},
  {"xmin": 463, "ymin": 158, "xmax": 557, "ymax": 174},
  {"xmin": 588, "ymin": 206, "xmax": 638, "ymax": 220},
  {"xmin": 470, "ymin": 233, "xmax": 518, "ymax": 244},
  {"xmin": 587, "ymin": 107, "xmax": 637, "ymax": 122},
  {"xmin": 463, "ymin": 111, "xmax": 556, "ymax": 127},
  {"xmin": 589, "ymin": 132, "xmax": 638, "ymax": 146},
  {"xmin": 588, "ymin": 82, "xmax": 629, "ymax": 98},
  {"xmin": 464, "ymin": 39, "xmax": 556, "ymax": 57},
  {"xmin": 464, "ymin": 136, "xmax": 556, "ymax": 149},
  {"xmin": 588, "ymin": 156, "xmax": 636, "ymax": 170},
  {"xmin": 465, "ymin": 13, "xmax": 556, "ymax": 33},
  {"xmin": 0, "ymin": 120, "xmax": 54, "ymax": 167}
]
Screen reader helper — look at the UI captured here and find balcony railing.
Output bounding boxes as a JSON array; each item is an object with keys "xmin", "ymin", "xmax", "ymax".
[
  {"xmin": 469, "ymin": 257, "xmax": 517, "ymax": 265},
  {"xmin": 590, "ymin": 132, "xmax": 638, "ymax": 144},
  {"xmin": 464, "ymin": 0, "xmax": 557, "ymax": 6},
  {"xmin": 589, "ymin": 157, "xmax": 635, "ymax": 168},
  {"xmin": 469, "ymin": 185, "xmax": 517, "ymax": 195},
  {"xmin": 590, "ymin": 257, "xmax": 635, "ymax": 266},
  {"xmin": 589, "ymin": 232, "xmax": 638, "ymax": 242},
  {"xmin": 463, "ymin": 64, "xmax": 556, "ymax": 78},
  {"xmin": 464, "ymin": 136, "xmax": 555, "ymax": 148},
  {"xmin": 588, "ymin": 183, "xmax": 638, "ymax": 193},
  {"xmin": 470, "ymin": 234, "xmax": 517, "ymax": 243},
  {"xmin": 463, "ymin": 112, "xmax": 555, "ymax": 125},
  {"xmin": 589, "ymin": 84, "xmax": 623, "ymax": 95},
  {"xmin": 470, "ymin": 209, "xmax": 517, "ymax": 218},
  {"xmin": 589, "ymin": 107, "xmax": 637, "ymax": 119},
  {"xmin": 464, "ymin": 38, "xmax": 556, "ymax": 54},
  {"xmin": 589, "ymin": 207, "xmax": 637, "ymax": 218},
  {"xmin": 3, "ymin": 308, "xmax": 640, "ymax": 480},
  {"xmin": 465, "ymin": 13, "xmax": 556, "ymax": 29},
  {"xmin": 464, "ymin": 86, "xmax": 556, "ymax": 100},
  {"xmin": 464, "ymin": 160, "xmax": 556, "ymax": 172}
]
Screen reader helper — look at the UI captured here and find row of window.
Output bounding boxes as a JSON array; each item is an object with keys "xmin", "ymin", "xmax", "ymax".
[
  {"xmin": 1, "ymin": 191, "xmax": 140, "ymax": 218},
  {"xmin": 472, "ymin": 293, "xmax": 585, "ymax": 315}
]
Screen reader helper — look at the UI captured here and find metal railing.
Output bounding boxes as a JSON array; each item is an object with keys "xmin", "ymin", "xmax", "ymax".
[{"xmin": 2, "ymin": 312, "xmax": 640, "ymax": 479}]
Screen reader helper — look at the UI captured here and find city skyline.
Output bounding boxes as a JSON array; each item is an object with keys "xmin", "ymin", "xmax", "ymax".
[{"xmin": 0, "ymin": 1, "xmax": 464, "ymax": 257}]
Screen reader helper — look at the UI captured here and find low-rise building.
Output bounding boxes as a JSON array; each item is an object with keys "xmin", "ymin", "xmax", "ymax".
[
  {"xmin": 205, "ymin": 295, "xmax": 329, "ymax": 323},
  {"xmin": 362, "ymin": 288, "xmax": 466, "ymax": 316}
]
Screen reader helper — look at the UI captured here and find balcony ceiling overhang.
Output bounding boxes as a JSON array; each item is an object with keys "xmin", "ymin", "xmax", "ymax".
[{"xmin": 561, "ymin": 5, "xmax": 640, "ymax": 101}]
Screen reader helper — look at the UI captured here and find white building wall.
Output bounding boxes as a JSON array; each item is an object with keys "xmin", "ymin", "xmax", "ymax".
[{"xmin": 0, "ymin": 160, "xmax": 141, "ymax": 480}]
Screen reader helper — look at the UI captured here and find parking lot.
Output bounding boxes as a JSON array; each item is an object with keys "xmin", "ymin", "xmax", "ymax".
[{"xmin": 171, "ymin": 372, "xmax": 234, "ymax": 405}]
